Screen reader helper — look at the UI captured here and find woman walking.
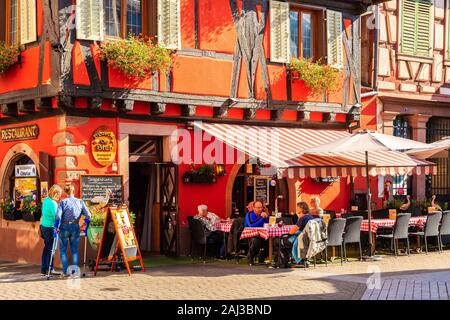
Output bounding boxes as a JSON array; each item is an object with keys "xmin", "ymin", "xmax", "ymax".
[{"xmin": 40, "ymin": 184, "xmax": 62, "ymax": 275}]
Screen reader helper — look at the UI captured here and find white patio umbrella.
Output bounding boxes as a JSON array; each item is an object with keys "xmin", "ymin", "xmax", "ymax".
[
  {"xmin": 406, "ymin": 137, "xmax": 450, "ymax": 159},
  {"xmin": 300, "ymin": 129, "xmax": 432, "ymax": 257}
]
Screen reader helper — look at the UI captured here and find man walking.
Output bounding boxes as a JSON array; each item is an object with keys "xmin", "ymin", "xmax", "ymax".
[{"xmin": 55, "ymin": 183, "xmax": 91, "ymax": 277}]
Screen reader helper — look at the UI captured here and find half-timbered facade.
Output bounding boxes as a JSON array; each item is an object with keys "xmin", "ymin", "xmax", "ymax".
[
  {"xmin": 362, "ymin": 0, "xmax": 450, "ymax": 205},
  {"xmin": 0, "ymin": 0, "xmax": 381, "ymax": 263}
]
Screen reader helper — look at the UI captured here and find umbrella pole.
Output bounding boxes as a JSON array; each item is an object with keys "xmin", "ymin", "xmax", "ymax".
[{"xmin": 365, "ymin": 151, "xmax": 373, "ymax": 257}]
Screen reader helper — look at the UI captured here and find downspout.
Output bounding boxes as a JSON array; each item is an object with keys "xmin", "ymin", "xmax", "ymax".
[{"xmin": 372, "ymin": 5, "xmax": 380, "ymax": 91}]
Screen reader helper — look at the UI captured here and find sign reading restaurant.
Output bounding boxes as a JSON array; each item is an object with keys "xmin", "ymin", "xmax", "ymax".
[{"xmin": 1, "ymin": 124, "xmax": 39, "ymax": 142}]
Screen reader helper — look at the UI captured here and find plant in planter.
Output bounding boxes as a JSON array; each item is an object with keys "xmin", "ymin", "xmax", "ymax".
[
  {"xmin": 183, "ymin": 164, "xmax": 217, "ymax": 183},
  {"xmin": 100, "ymin": 35, "xmax": 174, "ymax": 79},
  {"xmin": 288, "ymin": 58, "xmax": 341, "ymax": 96},
  {"xmin": 383, "ymin": 199, "xmax": 404, "ymax": 211},
  {"xmin": 87, "ymin": 206, "xmax": 108, "ymax": 250},
  {"xmin": 21, "ymin": 198, "xmax": 41, "ymax": 222},
  {"xmin": 0, "ymin": 42, "xmax": 21, "ymax": 74},
  {"xmin": 0, "ymin": 198, "xmax": 18, "ymax": 221}
]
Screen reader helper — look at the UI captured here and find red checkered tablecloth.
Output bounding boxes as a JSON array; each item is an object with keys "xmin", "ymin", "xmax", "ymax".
[
  {"xmin": 361, "ymin": 216, "xmax": 427, "ymax": 233},
  {"xmin": 214, "ymin": 222, "xmax": 232, "ymax": 233},
  {"xmin": 239, "ymin": 225, "xmax": 293, "ymax": 240}
]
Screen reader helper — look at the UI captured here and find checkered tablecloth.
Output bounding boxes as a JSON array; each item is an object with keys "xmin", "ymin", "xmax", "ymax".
[
  {"xmin": 214, "ymin": 222, "xmax": 232, "ymax": 233},
  {"xmin": 239, "ymin": 225, "xmax": 293, "ymax": 240},
  {"xmin": 361, "ymin": 216, "xmax": 427, "ymax": 233}
]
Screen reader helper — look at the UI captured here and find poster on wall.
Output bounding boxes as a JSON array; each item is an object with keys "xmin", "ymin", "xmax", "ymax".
[
  {"xmin": 14, "ymin": 178, "xmax": 37, "ymax": 203},
  {"xmin": 40, "ymin": 181, "xmax": 48, "ymax": 202},
  {"xmin": 254, "ymin": 176, "xmax": 270, "ymax": 205}
]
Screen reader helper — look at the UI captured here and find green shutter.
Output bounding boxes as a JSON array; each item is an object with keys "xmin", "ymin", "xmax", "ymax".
[{"xmin": 400, "ymin": 0, "xmax": 431, "ymax": 57}]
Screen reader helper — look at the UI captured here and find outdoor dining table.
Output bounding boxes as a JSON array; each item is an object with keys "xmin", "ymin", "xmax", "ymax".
[
  {"xmin": 361, "ymin": 216, "xmax": 428, "ymax": 253},
  {"xmin": 213, "ymin": 222, "xmax": 292, "ymax": 262}
]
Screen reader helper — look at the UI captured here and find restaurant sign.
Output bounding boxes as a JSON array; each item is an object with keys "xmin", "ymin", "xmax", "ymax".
[
  {"xmin": 15, "ymin": 164, "xmax": 37, "ymax": 177},
  {"xmin": 1, "ymin": 124, "xmax": 39, "ymax": 142},
  {"xmin": 91, "ymin": 126, "xmax": 117, "ymax": 167}
]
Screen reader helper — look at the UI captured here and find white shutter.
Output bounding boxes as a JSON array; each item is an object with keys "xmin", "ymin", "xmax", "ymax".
[
  {"xmin": 158, "ymin": 0, "xmax": 181, "ymax": 49},
  {"xmin": 270, "ymin": 0, "xmax": 290, "ymax": 63},
  {"xmin": 76, "ymin": 0, "xmax": 104, "ymax": 41},
  {"xmin": 20, "ymin": 0, "xmax": 37, "ymax": 44},
  {"xmin": 326, "ymin": 10, "xmax": 343, "ymax": 68}
]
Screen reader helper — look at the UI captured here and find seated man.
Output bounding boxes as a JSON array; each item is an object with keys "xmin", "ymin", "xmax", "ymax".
[
  {"xmin": 245, "ymin": 201, "xmax": 269, "ymax": 265},
  {"xmin": 274, "ymin": 201, "xmax": 314, "ymax": 267},
  {"xmin": 194, "ymin": 204, "xmax": 225, "ymax": 257}
]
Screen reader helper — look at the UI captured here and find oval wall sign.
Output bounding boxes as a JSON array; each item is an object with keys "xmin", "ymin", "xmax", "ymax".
[{"xmin": 91, "ymin": 126, "xmax": 117, "ymax": 167}]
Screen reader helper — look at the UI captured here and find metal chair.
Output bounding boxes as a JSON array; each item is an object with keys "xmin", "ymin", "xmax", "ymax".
[
  {"xmin": 439, "ymin": 211, "xmax": 450, "ymax": 251},
  {"xmin": 409, "ymin": 211, "xmax": 442, "ymax": 254},
  {"xmin": 325, "ymin": 218, "xmax": 346, "ymax": 266},
  {"xmin": 343, "ymin": 216, "xmax": 363, "ymax": 261},
  {"xmin": 233, "ymin": 218, "xmax": 248, "ymax": 263},
  {"xmin": 376, "ymin": 213, "xmax": 411, "ymax": 256},
  {"xmin": 188, "ymin": 218, "xmax": 207, "ymax": 262}
]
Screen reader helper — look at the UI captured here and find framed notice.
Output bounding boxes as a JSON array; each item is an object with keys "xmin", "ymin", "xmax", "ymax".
[
  {"xmin": 253, "ymin": 176, "xmax": 270, "ymax": 205},
  {"xmin": 14, "ymin": 177, "xmax": 37, "ymax": 203},
  {"xmin": 80, "ymin": 175, "xmax": 123, "ymax": 206},
  {"xmin": 94, "ymin": 205, "xmax": 144, "ymax": 276},
  {"xmin": 40, "ymin": 181, "xmax": 48, "ymax": 202}
]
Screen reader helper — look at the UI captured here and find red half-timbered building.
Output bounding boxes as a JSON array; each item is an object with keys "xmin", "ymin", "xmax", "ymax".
[{"xmin": 0, "ymin": 0, "xmax": 382, "ymax": 263}]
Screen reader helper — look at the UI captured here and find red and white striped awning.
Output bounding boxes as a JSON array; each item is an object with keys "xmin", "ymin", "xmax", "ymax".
[{"xmin": 192, "ymin": 122, "xmax": 436, "ymax": 178}]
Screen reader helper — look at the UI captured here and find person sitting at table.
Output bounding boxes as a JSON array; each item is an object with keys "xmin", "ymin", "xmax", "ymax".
[
  {"xmin": 245, "ymin": 201, "xmax": 269, "ymax": 265},
  {"xmin": 310, "ymin": 197, "xmax": 324, "ymax": 218},
  {"xmin": 274, "ymin": 202, "xmax": 314, "ymax": 268},
  {"xmin": 194, "ymin": 204, "xmax": 225, "ymax": 258}
]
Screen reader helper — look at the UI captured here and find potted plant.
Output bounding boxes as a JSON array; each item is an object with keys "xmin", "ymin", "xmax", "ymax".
[
  {"xmin": 288, "ymin": 58, "xmax": 341, "ymax": 96},
  {"xmin": 100, "ymin": 35, "xmax": 173, "ymax": 80},
  {"xmin": 183, "ymin": 164, "xmax": 217, "ymax": 184},
  {"xmin": 21, "ymin": 198, "xmax": 41, "ymax": 222},
  {"xmin": 0, "ymin": 42, "xmax": 21, "ymax": 74},
  {"xmin": 0, "ymin": 197, "xmax": 19, "ymax": 221}
]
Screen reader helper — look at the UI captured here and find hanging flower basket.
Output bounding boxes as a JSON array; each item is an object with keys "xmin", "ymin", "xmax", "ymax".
[
  {"xmin": 288, "ymin": 58, "xmax": 341, "ymax": 95},
  {"xmin": 0, "ymin": 42, "xmax": 21, "ymax": 74},
  {"xmin": 100, "ymin": 35, "xmax": 174, "ymax": 80}
]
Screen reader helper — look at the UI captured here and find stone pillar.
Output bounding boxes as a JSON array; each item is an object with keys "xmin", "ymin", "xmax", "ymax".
[
  {"xmin": 380, "ymin": 111, "xmax": 400, "ymax": 135},
  {"xmin": 405, "ymin": 114, "xmax": 432, "ymax": 200}
]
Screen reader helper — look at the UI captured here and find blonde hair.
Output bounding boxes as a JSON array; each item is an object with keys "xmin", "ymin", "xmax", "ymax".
[
  {"xmin": 311, "ymin": 196, "xmax": 321, "ymax": 205},
  {"xmin": 64, "ymin": 182, "xmax": 75, "ymax": 195},
  {"xmin": 48, "ymin": 184, "xmax": 62, "ymax": 201}
]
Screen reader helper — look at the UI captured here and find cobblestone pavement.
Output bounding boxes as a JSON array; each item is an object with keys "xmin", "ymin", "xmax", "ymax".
[{"xmin": 0, "ymin": 250, "xmax": 449, "ymax": 300}]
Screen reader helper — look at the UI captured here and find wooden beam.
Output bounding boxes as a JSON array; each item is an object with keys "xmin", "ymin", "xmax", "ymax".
[
  {"xmin": 150, "ymin": 102, "xmax": 166, "ymax": 115},
  {"xmin": 214, "ymin": 106, "xmax": 229, "ymax": 118},
  {"xmin": 181, "ymin": 104, "xmax": 196, "ymax": 117},
  {"xmin": 244, "ymin": 109, "xmax": 256, "ymax": 120}
]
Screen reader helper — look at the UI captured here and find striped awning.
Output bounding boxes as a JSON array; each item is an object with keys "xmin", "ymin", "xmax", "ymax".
[{"xmin": 192, "ymin": 122, "xmax": 436, "ymax": 178}]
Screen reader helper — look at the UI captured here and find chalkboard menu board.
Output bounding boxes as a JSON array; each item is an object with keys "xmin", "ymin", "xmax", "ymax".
[
  {"xmin": 254, "ymin": 176, "xmax": 269, "ymax": 205},
  {"xmin": 80, "ymin": 175, "xmax": 123, "ymax": 205}
]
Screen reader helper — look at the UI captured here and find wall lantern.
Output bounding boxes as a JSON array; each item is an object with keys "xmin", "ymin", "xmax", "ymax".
[
  {"xmin": 246, "ymin": 164, "xmax": 253, "ymax": 174},
  {"xmin": 214, "ymin": 163, "xmax": 226, "ymax": 176}
]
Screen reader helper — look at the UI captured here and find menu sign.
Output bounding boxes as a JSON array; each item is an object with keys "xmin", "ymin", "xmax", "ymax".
[
  {"xmin": 254, "ymin": 176, "xmax": 269, "ymax": 205},
  {"xmin": 91, "ymin": 126, "xmax": 117, "ymax": 167},
  {"xmin": 80, "ymin": 175, "xmax": 123, "ymax": 206},
  {"xmin": 1, "ymin": 124, "xmax": 39, "ymax": 142}
]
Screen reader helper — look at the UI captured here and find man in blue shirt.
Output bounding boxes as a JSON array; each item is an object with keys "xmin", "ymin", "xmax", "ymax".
[
  {"xmin": 55, "ymin": 183, "xmax": 91, "ymax": 277},
  {"xmin": 245, "ymin": 201, "xmax": 269, "ymax": 265}
]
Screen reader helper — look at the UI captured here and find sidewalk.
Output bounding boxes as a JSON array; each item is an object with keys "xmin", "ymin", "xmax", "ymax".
[{"xmin": 0, "ymin": 251, "xmax": 449, "ymax": 300}]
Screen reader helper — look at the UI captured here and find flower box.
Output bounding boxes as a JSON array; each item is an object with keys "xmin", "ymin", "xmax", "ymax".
[{"xmin": 3, "ymin": 210, "xmax": 23, "ymax": 221}]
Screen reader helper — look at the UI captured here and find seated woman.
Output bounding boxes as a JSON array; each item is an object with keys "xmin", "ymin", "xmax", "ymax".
[
  {"xmin": 245, "ymin": 201, "xmax": 269, "ymax": 265},
  {"xmin": 274, "ymin": 202, "xmax": 314, "ymax": 267},
  {"xmin": 310, "ymin": 197, "xmax": 324, "ymax": 218},
  {"xmin": 194, "ymin": 204, "xmax": 225, "ymax": 257}
]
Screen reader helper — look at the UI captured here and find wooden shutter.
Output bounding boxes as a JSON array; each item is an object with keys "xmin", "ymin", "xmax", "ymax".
[
  {"xmin": 269, "ymin": 0, "xmax": 290, "ymax": 63},
  {"xmin": 158, "ymin": 0, "xmax": 180, "ymax": 49},
  {"xmin": 400, "ymin": 0, "xmax": 431, "ymax": 57},
  {"xmin": 76, "ymin": 0, "xmax": 104, "ymax": 41},
  {"xmin": 20, "ymin": 0, "xmax": 37, "ymax": 44},
  {"xmin": 326, "ymin": 10, "xmax": 343, "ymax": 68}
]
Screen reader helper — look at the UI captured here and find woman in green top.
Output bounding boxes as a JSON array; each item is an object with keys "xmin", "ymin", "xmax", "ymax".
[{"xmin": 40, "ymin": 184, "xmax": 62, "ymax": 275}]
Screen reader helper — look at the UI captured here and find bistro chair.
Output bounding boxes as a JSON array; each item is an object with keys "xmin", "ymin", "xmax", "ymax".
[
  {"xmin": 188, "ymin": 218, "xmax": 207, "ymax": 262},
  {"xmin": 438, "ymin": 211, "xmax": 450, "ymax": 251},
  {"xmin": 343, "ymin": 216, "xmax": 363, "ymax": 261},
  {"xmin": 324, "ymin": 218, "xmax": 346, "ymax": 266},
  {"xmin": 376, "ymin": 213, "xmax": 411, "ymax": 257},
  {"xmin": 409, "ymin": 211, "xmax": 442, "ymax": 254},
  {"xmin": 233, "ymin": 218, "xmax": 248, "ymax": 263}
]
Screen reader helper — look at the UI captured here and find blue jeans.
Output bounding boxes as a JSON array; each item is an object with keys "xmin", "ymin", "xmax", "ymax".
[
  {"xmin": 59, "ymin": 224, "xmax": 80, "ymax": 275},
  {"xmin": 41, "ymin": 226, "xmax": 54, "ymax": 273}
]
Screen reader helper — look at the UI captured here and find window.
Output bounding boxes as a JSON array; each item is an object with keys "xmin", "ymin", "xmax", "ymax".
[
  {"xmin": 400, "ymin": 0, "xmax": 432, "ymax": 57},
  {"xmin": 392, "ymin": 116, "xmax": 412, "ymax": 197},
  {"xmin": 103, "ymin": 0, "xmax": 143, "ymax": 38},
  {"xmin": 4, "ymin": 0, "xmax": 37, "ymax": 45},
  {"xmin": 289, "ymin": 9, "xmax": 316, "ymax": 60}
]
